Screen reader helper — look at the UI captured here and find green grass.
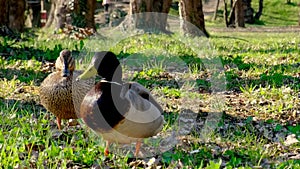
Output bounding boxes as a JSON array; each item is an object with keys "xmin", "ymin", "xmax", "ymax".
[
  {"xmin": 1, "ymin": 2, "xmax": 300, "ymax": 168},
  {"xmin": 251, "ymin": 0, "xmax": 299, "ymax": 26},
  {"xmin": 1, "ymin": 15, "xmax": 300, "ymax": 168},
  {"xmin": 206, "ymin": 0, "xmax": 299, "ymax": 27}
]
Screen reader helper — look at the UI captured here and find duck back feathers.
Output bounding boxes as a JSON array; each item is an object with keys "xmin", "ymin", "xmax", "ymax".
[{"xmin": 119, "ymin": 82, "xmax": 164, "ymax": 138}]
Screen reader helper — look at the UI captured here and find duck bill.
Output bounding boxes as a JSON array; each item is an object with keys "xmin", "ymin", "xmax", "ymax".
[
  {"xmin": 62, "ymin": 60, "xmax": 70, "ymax": 77},
  {"xmin": 78, "ymin": 65, "xmax": 98, "ymax": 80}
]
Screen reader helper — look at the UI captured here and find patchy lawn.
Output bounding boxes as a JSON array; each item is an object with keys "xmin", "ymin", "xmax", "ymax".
[{"xmin": 0, "ymin": 30, "xmax": 299, "ymax": 168}]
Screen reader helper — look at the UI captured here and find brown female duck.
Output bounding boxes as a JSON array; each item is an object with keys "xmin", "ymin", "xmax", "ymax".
[
  {"xmin": 39, "ymin": 49, "xmax": 93, "ymax": 129},
  {"xmin": 77, "ymin": 51, "xmax": 164, "ymax": 156}
]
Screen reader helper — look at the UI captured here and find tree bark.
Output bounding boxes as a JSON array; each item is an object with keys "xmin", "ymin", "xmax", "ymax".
[
  {"xmin": 299, "ymin": 14, "xmax": 300, "ymax": 26},
  {"xmin": 243, "ymin": 0, "xmax": 254, "ymax": 24},
  {"xmin": 0, "ymin": 0, "xmax": 25, "ymax": 32},
  {"xmin": 129, "ymin": 0, "xmax": 172, "ymax": 33},
  {"xmin": 299, "ymin": 3, "xmax": 300, "ymax": 25},
  {"xmin": 9, "ymin": 0, "xmax": 26, "ymax": 31},
  {"xmin": 223, "ymin": 0, "xmax": 229, "ymax": 27},
  {"xmin": 45, "ymin": 0, "xmax": 96, "ymax": 30},
  {"xmin": 179, "ymin": 0, "xmax": 209, "ymax": 37},
  {"xmin": 0, "ymin": 0, "xmax": 9, "ymax": 26},
  {"xmin": 45, "ymin": 0, "xmax": 56, "ymax": 28},
  {"xmin": 85, "ymin": 0, "xmax": 96, "ymax": 29},
  {"xmin": 254, "ymin": 0, "xmax": 263, "ymax": 20},
  {"xmin": 235, "ymin": 0, "xmax": 245, "ymax": 27},
  {"xmin": 228, "ymin": 0, "xmax": 237, "ymax": 26},
  {"xmin": 28, "ymin": 1, "xmax": 42, "ymax": 27},
  {"xmin": 213, "ymin": 0, "xmax": 220, "ymax": 20},
  {"xmin": 45, "ymin": 0, "xmax": 66, "ymax": 29}
]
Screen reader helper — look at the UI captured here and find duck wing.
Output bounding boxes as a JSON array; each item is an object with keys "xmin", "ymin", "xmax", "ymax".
[
  {"xmin": 125, "ymin": 82, "xmax": 163, "ymax": 114},
  {"xmin": 114, "ymin": 82, "xmax": 164, "ymax": 139}
]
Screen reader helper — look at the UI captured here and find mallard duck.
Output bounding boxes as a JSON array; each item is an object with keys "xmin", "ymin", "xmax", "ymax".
[
  {"xmin": 39, "ymin": 49, "xmax": 94, "ymax": 130},
  {"xmin": 77, "ymin": 51, "xmax": 164, "ymax": 157}
]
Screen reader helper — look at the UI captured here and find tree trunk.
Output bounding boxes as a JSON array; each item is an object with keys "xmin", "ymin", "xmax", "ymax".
[
  {"xmin": 0, "ymin": 0, "xmax": 9, "ymax": 26},
  {"xmin": 9, "ymin": 0, "xmax": 26, "ymax": 31},
  {"xmin": 33, "ymin": 4, "xmax": 41, "ymax": 27},
  {"xmin": 45, "ymin": 0, "xmax": 56, "ymax": 28},
  {"xmin": 254, "ymin": 0, "xmax": 263, "ymax": 20},
  {"xmin": 85, "ymin": 0, "xmax": 96, "ymax": 29},
  {"xmin": 45, "ymin": 0, "xmax": 66, "ymax": 30},
  {"xmin": 230, "ymin": 0, "xmax": 234, "ymax": 7},
  {"xmin": 235, "ymin": 0, "xmax": 245, "ymax": 27},
  {"xmin": 213, "ymin": 0, "xmax": 220, "ymax": 20},
  {"xmin": 179, "ymin": 0, "xmax": 209, "ymax": 37},
  {"xmin": 129, "ymin": 0, "xmax": 172, "ymax": 33},
  {"xmin": 0, "ymin": 0, "xmax": 25, "ymax": 32},
  {"xmin": 223, "ymin": 0, "xmax": 229, "ymax": 27},
  {"xmin": 243, "ymin": 0, "xmax": 254, "ymax": 23},
  {"xmin": 228, "ymin": 0, "xmax": 237, "ymax": 26},
  {"xmin": 45, "ymin": 0, "xmax": 96, "ymax": 30},
  {"xmin": 299, "ymin": 12, "xmax": 300, "ymax": 26}
]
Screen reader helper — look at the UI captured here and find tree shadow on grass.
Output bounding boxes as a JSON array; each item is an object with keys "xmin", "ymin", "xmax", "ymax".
[
  {"xmin": 0, "ymin": 42, "xmax": 88, "ymax": 86},
  {"xmin": 252, "ymin": 19, "xmax": 265, "ymax": 25},
  {"xmin": 222, "ymin": 55, "xmax": 300, "ymax": 91},
  {"xmin": 0, "ymin": 67, "xmax": 48, "ymax": 86},
  {"xmin": 260, "ymin": 14, "xmax": 298, "ymax": 24},
  {"xmin": 0, "ymin": 33, "xmax": 85, "ymax": 62},
  {"xmin": 117, "ymin": 52, "xmax": 300, "ymax": 93},
  {"xmin": 0, "ymin": 44, "xmax": 63, "ymax": 62}
]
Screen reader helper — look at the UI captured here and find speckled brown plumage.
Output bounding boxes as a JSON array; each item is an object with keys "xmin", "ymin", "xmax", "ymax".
[
  {"xmin": 72, "ymin": 70, "xmax": 95, "ymax": 116},
  {"xmin": 39, "ymin": 49, "xmax": 94, "ymax": 129},
  {"xmin": 40, "ymin": 72, "xmax": 76, "ymax": 120}
]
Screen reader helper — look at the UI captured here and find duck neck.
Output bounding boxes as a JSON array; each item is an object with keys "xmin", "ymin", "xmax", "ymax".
[
  {"xmin": 100, "ymin": 62, "xmax": 123, "ymax": 84},
  {"xmin": 101, "ymin": 82, "xmax": 124, "ymax": 101},
  {"xmin": 103, "ymin": 72, "xmax": 123, "ymax": 85},
  {"xmin": 100, "ymin": 79, "xmax": 122, "ymax": 86}
]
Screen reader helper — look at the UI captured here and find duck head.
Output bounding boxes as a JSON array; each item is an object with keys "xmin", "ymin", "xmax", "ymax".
[
  {"xmin": 78, "ymin": 51, "xmax": 122, "ymax": 83},
  {"xmin": 55, "ymin": 49, "xmax": 75, "ymax": 77}
]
